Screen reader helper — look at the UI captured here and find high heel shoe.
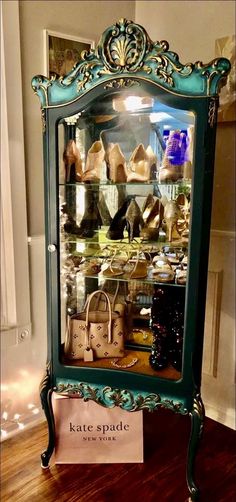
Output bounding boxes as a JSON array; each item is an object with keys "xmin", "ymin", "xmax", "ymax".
[
  {"xmin": 176, "ymin": 193, "xmax": 190, "ymax": 242},
  {"xmin": 140, "ymin": 199, "xmax": 164, "ymax": 241},
  {"xmin": 82, "ymin": 140, "xmax": 105, "ymax": 182},
  {"xmin": 123, "ymin": 249, "xmax": 150, "ymax": 280},
  {"xmin": 79, "ymin": 198, "xmax": 103, "ymax": 238},
  {"xmin": 142, "ymin": 194, "xmax": 155, "ymax": 222},
  {"xmin": 175, "ymin": 268, "xmax": 187, "ymax": 285},
  {"xmin": 146, "ymin": 145, "xmax": 159, "ymax": 180},
  {"xmin": 79, "ymin": 257, "xmax": 103, "ymax": 276},
  {"xmin": 127, "ymin": 144, "xmax": 150, "ymax": 182},
  {"xmin": 102, "ymin": 248, "xmax": 128, "ymax": 277},
  {"xmin": 162, "ymin": 197, "xmax": 182, "ymax": 242},
  {"xmin": 108, "ymin": 143, "xmax": 127, "ymax": 183},
  {"xmin": 152, "ymin": 255, "xmax": 175, "ymax": 283},
  {"xmin": 97, "ymin": 191, "xmax": 112, "ymax": 226},
  {"xmin": 64, "ymin": 214, "xmax": 81, "ymax": 235},
  {"xmin": 125, "ymin": 198, "xmax": 144, "ymax": 242},
  {"xmin": 183, "ymin": 126, "xmax": 194, "ymax": 180},
  {"xmin": 63, "ymin": 139, "xmax": 83, "ymax": 182},
  {"xmin": 106, "ymin": 196, "xmax": 133, "ymax": 240},
  {"xmin": 159, "ymin": 130, "xmax": 184, "ymax": 182}
]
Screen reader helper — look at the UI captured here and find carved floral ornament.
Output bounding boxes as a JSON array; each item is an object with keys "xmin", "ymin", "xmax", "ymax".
[
  {"xmin": 55, "ymin": 381, "xmax": 188, "ymax": 415},
  {"xmin": 31, "ymin": 18, "xmax": 231, "ymax": 108}
]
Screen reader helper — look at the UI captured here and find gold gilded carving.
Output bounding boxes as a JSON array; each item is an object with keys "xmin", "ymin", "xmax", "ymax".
[
  {"xmin": 104, "ymin": 78, "xmax": 140, "ymax": 89},
  {"xmin": 196, "ymin": 58, "xmax": 229, "ymax": 95},
  {"xmin": 191, "ymin": 394, "xmax": 205, "ymax": 437},
  {"xmin": 41, "ymin": 109, "xmax": 46, "ymax": 133},
  {"xmin": 39, "ymin": 361, "xmax": 51, "ymax": 394},
  {"xmin": 208, "ymin": 99, "xmax": 217, "ymax": 127},
  {"xmin": 144, "ymin": 51, "xmax": 193, "ymax": 87},
  {"xmin": 102, "ymin": 18, "xmax": 149, "ymax": 72}
]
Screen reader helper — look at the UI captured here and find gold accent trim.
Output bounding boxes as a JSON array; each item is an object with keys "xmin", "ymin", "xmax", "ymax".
[
  {"xmin": 104, "ymin": 78, "xmax": 140, "ymax": 89},
  {"xmin": 144, "ymin": 53, "xmax": 193, "ymax": 87},
  {"xmin": 196, "ymin": 58, "xmax": 229, "ymax": 96},
  {"xmin": 190, "ymin": 394, "xmax": 204, "ymax": 436},
  {"xmin": 39, "ymin": 362, "xmax": 51, "ymax": 394},
  {"xmin": 41, "ymin": 109, "xmax": 46, "ymax": 133},
  {"xmin": 208, "ymin": 98, "xmax": 217, "ymax": 127},
  {"xmin": 42, "ymin": 76, "xmax": 214, "ymax": 109},
  {"xmin": 32, "ymin": 81, "xmax": 49, "ymax": 107}
]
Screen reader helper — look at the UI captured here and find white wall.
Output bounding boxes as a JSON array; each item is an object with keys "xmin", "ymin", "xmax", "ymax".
[
  {"xmin": 135, "ymin": 0, "xmax": 235, "ymax": 62},
  {"xmin": 19, "ymin": 0, "xmax": 135, "ymax": 236},
  {"xmin": 136, "ymin": 0, "xmax": 235, "ymax": 428}
]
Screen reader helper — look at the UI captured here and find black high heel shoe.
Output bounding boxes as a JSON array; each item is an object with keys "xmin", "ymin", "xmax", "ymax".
[
  {"xmin": 64, "ymin": 214, "xmax": 81, "ymax": 235},
  {"xmin": 79, "ymin": 199, "xmax": 103, "ymax": 238},
  {"xmin": 97, "ymin": 192, "xmax": 112, "ymax": 226},
  {"xmin": 125, "ymin": 198, "xmax": 144, "ymax": 242},
  {"xmin": 106, "ymin": 196, "xmax": 133, "ymax": 240}
]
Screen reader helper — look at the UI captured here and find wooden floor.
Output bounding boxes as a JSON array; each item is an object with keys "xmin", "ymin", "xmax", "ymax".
[{"xmin": 1, "ymin": 410, "xmax": 236, "ymax": 502}]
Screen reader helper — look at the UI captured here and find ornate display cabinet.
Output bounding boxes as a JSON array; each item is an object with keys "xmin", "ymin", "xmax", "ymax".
[{"xmin": 32, "ymin": 19, "xmax": 230, "ymax": 501}]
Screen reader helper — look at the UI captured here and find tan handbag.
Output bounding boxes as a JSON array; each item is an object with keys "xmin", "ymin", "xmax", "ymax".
[
  {"xmin": 87, "ymin": 282, "xmax": 126, "ymax": 317},
  {"xmin": 65, "ymin": 290, "xmax": 125, "ymax": 361}
]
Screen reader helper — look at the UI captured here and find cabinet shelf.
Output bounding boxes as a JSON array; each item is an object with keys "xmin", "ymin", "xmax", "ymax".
[
  {"xmin": 59, "ymin": 181, "xmax": 192, "ymax": 188},
  {"xmin": 61, "ymin": 231, "xmax": 188, "ymax": 249},
  {"xmin": 61, "ymin": 347, "xmax": 181, "ymax": 381},
  {"xmin": 68, "ymin": 270, "xmax": 186, "ymax": 288}
]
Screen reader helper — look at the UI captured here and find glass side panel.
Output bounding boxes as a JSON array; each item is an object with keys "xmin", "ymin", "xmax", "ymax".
[{"xmin": 58, "ymin": 88, "xmax": 195, "ymax": 380}]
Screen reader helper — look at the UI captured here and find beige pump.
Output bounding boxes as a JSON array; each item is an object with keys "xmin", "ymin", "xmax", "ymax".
[
  {"xmin": 127, "ymin": 144, "xmax": 150, "ymax": 182},
  {"xmin": 108, "ymin": 143, "xmax": 127, "ymax": 182},
  {"xmin": 63, "ymin": 139, "xmax": 83, "ymax": 182},
  {"xmin": 82, "ymin": 140, "xmax": 105, "ymax": 182}
]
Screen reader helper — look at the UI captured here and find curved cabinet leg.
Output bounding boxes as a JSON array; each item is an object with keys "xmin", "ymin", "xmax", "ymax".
[
  {"xmin": 187, "ymin": 395, "xmax": 205, "ymax": 501},
  {"xmin": 39, "ymin": 364, "xmax": 55, "ymax": 468}
]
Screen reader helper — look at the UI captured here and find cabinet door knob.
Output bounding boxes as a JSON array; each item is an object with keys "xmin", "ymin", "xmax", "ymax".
[{"xmin": 48, "ymin": 244, "xmax": 57, "ymax": 253}]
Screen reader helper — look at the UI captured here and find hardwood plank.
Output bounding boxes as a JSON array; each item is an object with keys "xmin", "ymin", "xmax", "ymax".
[{"xmin": 1, "ymin": 410, "xmax": 236, "ymax": 502}]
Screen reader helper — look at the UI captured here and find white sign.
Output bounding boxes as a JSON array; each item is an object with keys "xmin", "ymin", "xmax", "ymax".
[{"xmin": 53, "ymin": 393, "xmax": 143, "ymax": 464}]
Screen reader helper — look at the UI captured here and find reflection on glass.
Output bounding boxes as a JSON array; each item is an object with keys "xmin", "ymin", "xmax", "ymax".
[{"xmin": 58, "ymin": 90, "xmax": 194, "ymax": 380}]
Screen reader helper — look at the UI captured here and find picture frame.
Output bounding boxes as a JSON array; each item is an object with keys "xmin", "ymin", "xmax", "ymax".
[
  {"xmin": 215, "ymin": 35, "xmax": 236, "ymax": 122},
  {"xmin": 44, "ymin": 30, "xmax": 95, "ymax": 78}
]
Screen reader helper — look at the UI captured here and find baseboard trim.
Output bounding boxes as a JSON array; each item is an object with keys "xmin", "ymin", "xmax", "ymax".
[
  {"xmin": 211, "ymin": 229, "xmax": 235, "ymax": 239},
  {"xmin": 205, "ymin": 401, "xmax": 235, "ymax": 430}
]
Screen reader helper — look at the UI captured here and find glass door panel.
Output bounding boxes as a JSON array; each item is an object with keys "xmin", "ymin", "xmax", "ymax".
[{"xmin": 58, "ymin": 88, "xmax": 195, "ymax": 380}]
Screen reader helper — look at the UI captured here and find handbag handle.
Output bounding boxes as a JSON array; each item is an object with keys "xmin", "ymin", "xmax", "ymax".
[
  {"xmin": 85, "ymin": 290, "xmax": 112, "ymax": 343},
  {"xmin": 86, "ymin": 281, "xmax": 120, "ymax": 312}
]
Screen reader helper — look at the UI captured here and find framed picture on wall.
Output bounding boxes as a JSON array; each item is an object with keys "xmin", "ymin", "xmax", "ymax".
[
  {"xmin": 215, "ymin": 35, "xmax": 236, "ymax": 122},
  {"xmin": 44, "ymin": 30, "xmax": 95, "ymax": 78}
]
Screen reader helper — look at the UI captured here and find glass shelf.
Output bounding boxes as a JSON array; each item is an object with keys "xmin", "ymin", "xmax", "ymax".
[
  {"xmin": 59, "ymin": 181, "xmax": 192, "ymax": 187},
  {"xmin": 61, "ymin": 269, "xmax": 186, "ymax": 288},
  {"xmin": 61, "ymin": 230, "xmax": 188, "ymax": 248}
]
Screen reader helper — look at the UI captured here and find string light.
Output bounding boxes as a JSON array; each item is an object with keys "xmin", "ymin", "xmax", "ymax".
[
  {"xmin": 32, "ymin": 408, "xmax": 39, "ymax": 415},
  {"xmin": 1, "ymin": 372, "xmax": 43, "ymax": 440},
  {"xmin": 1, "ymin": 384, "xmax": 9, "ymax": 391}
]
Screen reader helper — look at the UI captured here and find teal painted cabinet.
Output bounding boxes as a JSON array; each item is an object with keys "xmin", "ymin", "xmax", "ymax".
[{"xmin": 32, "ymin": 19, "xmax": 230, "ymax": 501}]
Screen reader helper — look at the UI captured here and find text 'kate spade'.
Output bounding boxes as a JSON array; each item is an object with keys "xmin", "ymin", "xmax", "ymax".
[{"xmin": 69, "ymin": 421, "xmax": 130, "ymax": 434}]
